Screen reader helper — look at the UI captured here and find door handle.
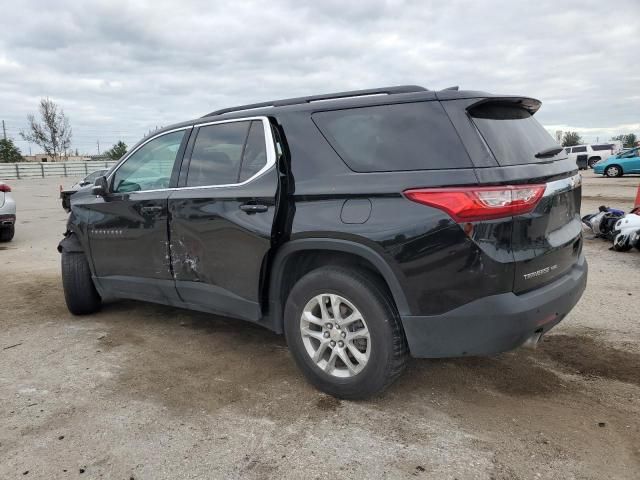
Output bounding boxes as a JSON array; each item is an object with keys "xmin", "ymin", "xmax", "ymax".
[
  {"xmin": 140, "ymin": 205, "xmax": 163, "ymax": 214},
  {"xmin": 240, "ymin": 203, "xmax": 268, "ymax": 214}
]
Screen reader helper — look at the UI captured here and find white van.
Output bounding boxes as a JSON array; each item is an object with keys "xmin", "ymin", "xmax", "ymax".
[{"xmin": 564, "ymin": 144, "xmax": 616, "ymax": 169}]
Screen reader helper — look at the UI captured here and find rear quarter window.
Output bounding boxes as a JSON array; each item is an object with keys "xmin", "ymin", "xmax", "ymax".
[{"xmin": 312, "ymin": 101, "xmax": 471, "ymax": 172}]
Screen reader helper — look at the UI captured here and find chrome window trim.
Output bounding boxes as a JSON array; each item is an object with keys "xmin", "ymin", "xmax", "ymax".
[
  {"xmin": 107, "ymin": 116, "xmax": 276, "ymax": 194},
  {"xmin": 543, "ymin": 173, "xmax": 581, "ymax": 197}
]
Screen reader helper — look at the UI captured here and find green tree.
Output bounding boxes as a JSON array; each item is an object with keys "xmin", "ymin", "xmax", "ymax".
[
  {"xmin": 0, "ymin": 138, "xmax": 23, "ymax": 163},
  {"xmin": 20, "ymin": 97, "xmax": 72, "ymax": 161},
  {"xmin": 562, "ymin": 131, "xmax": 582, "ymax": 147},
  {"xmin": 105, "ymin": 140, "xmax": 128, "ymax": 160},
  {"xmin": 611, "ymin": 133, "xmax": 638, "ymax": 148}
]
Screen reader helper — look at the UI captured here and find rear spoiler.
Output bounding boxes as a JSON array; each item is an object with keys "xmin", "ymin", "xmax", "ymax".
[{"xmin": 466, "ymin": 96, "xmax": 542, "ymax": 116}]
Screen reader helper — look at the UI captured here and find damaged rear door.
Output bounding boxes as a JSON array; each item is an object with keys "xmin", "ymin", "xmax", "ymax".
[{"xmin": 168, "ymin": 117, "xmax": 279, "ymax": 322}]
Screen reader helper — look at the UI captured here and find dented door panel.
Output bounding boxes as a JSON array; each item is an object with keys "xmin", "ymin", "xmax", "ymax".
[{"xmin": 168, "ymin": 169, "xmax": 278, "ymax": 321}]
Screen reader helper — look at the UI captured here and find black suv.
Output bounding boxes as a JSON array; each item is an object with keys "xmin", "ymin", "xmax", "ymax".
[{"xmin": 59, "ymin": 85, "xmax": 587, "ymax": 399}]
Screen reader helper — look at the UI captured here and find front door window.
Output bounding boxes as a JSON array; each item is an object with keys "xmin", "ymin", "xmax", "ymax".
[{"xmin": 112, "ymin": 130, "xmax": 186, "ymax": 193}]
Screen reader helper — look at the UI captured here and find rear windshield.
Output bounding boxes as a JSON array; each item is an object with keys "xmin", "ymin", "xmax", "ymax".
[
  {"xmin": 312, "ymin": 101, "xmax": 471, "ymax": 172},
  {"xmin": 469, "ymin": 103, "xmax": 563, "ymax": 166}
]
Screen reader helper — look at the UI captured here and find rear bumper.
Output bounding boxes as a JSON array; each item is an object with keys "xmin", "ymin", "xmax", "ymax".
[
  {"xmin": 401, "ymin": 254, "xmax": 588, "ymax": 358},
  {"xmin": 0, "ymin": 214, "xmax": 16, "ymax": 226}
]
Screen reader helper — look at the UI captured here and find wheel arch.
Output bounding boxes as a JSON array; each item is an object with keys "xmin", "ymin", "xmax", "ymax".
[
  {"xmin": 57, "ymin": 230, "xmax": 85, "ymax": 254},
  {"xmin": 266, "ymin": 238, "xmax": 411, "ymax": 334}
]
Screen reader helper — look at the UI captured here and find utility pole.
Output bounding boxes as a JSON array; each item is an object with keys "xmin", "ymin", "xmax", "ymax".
[
  {"xmin": 97, "ymin": 140, "xmax": 100, "ymax": 155},
  {"xmin": 1, "ymin": 120, "xmax": 5, "ymax": 162}
]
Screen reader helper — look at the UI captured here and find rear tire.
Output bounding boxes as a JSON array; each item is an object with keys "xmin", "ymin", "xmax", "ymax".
[
  {"xmin": 284, "ymin": 266, "xmax": 408, "ymax": 399},
  {"xmin": 605, "ymin": 165, "xmax": 623, "ymax": 177},
  {"xmin": 0, "ymin": 225, "xmax": 15, "ymax": 242},
  {"xmin": 588, "ymin": 157, "xmax": 600, "ymax": 168},
  {"xmin": 61, "ymin": 252, "xmax": 102, "ymax": 315}
]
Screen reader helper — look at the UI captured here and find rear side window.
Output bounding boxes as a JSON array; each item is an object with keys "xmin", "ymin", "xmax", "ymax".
[
  {"xmin": 572, "ymin": 146, "xmax": 587, "ymax": 153},
  {"xmin": 469, "ymin": 103, "xmax": 564, "ymax": 166},
  {"xmin": 313, "ymin": 102, "xmax": 471, "ymax": 172},
  {"xmin": 186, "ymin": 120, "xmax": 268, "ymax": 187},
  {"xmin": 592, "ymin": 144, "xmax": 613, "ymax": 151}
]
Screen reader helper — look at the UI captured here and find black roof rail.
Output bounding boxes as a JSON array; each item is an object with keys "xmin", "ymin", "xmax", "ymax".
[
  {"xmin": 203, "ymin": 85, "xmax": 428, "ymax": 117},
  {"xmin": 442, "ymin": 85, "xmax": 459, "ymax": 91}
]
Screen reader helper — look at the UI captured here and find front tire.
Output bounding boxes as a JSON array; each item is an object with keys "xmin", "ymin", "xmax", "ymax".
[
  {"xmin": 605, "ymin": 165, "xmax": 623, "ymax": 177},
  {"xmin": 0, "ymin": 225, "xmax": 15, "ymax": 242},
  {"xmin": 61, "ymin": 252, "xmax": 102, "ymax": 315},
  {"xmin": 284, "ymin": 266, "xmax": 408, "ymax": 399}
]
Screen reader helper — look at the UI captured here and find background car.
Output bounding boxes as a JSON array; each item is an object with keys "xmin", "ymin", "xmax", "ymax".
[
  {"xmin": 564, "ymin": 143, "xmax": 617, "ymax": 169},
  {"xmin": 60, "ymin": 169, "xmax": 108, "ymax": 211},
  {"xmin": 0, "ymin": 182, "xmax": 16, "ymax": 242},
  {"xmin": 70, "ymin": 169, "xmax": 108, "ymax": 189},
  {"xmin": 593, "ymin": 147, "xmax": 640, "ymax": 177}
]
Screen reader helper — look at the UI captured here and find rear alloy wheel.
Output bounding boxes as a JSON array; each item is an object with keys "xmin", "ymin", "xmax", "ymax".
[
  {"xmin": 605, "ymin": 165, "xmax": 622, "ymax": 177},
  {"xmin": 300, "ymin": 293, "xmax": 371, "ymax": 378},
  {"xmin": 284, "ymin": 266, "xmax": 408, "ymax": 399},
  {"xmin": 588, "ymin": 157, "xmax": 600, "ymax": 168}
]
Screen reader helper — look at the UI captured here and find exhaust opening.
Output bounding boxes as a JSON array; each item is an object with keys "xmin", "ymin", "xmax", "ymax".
[{"xmin": 522, "ymin": 328, "xmax": 544, "ymax": 350}]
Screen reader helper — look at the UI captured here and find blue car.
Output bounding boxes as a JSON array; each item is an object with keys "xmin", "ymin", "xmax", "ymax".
[{"xmin": 593, "ymin": 147, "xmax": 640, "ymax": 177}]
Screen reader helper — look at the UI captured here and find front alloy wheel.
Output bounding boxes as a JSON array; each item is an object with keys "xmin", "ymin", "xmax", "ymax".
[
  {"xmin": 605, "ymin": 165, "xmax": 621, "ymax": 177},
  {"xmin": 300, "ymin": 293, "xmax": 371, "ymax": 377}
]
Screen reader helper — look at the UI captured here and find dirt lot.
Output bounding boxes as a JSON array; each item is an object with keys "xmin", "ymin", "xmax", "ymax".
[{"xmin": 1, "ymin": 172, "xmax": 639, "ymax": 479}]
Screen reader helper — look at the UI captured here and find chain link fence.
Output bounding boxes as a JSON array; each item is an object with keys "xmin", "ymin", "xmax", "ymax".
[{"xmin": 0, "ymin": 161, "xmax": 118, "ymax": 181}]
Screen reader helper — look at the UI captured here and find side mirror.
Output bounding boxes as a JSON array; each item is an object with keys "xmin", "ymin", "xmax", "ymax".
[{"xmin": 92, "ymin": 176, "xmax": 109, "ymax": 196}]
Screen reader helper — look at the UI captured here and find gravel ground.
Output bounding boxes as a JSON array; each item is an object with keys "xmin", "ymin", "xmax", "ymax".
[{"xmin": 0, "ymin": 171, "xmax": 639, "ymax": 479}]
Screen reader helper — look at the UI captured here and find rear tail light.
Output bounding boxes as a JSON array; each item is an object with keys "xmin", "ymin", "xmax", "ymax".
[
  {"xmin": 0, "ymin": 183, "xmax": 11, "ymax": 192},
  {"xmin": 404, "ymin": 184, "xmax": 545, "ymax": 222}
]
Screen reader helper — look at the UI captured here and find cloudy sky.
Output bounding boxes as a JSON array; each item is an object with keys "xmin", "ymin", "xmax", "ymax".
[{"xmin": 1, "ymin": 0, "xmax": 639, "ymax": 155}]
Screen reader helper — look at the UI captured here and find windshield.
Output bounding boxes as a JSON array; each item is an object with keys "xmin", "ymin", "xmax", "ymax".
[
  {"xmin": 618, "ymin": 148, "xmax": 638, "ymax": 158},
  {"xmin": 470, "ymin": 103, "xmax": 564, "ymax": 166}
]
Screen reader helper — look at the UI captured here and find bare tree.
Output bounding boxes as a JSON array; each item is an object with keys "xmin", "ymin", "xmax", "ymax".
[{"xmin": 20, "ymin": 98, "xmax": 72, "ymax": 161}]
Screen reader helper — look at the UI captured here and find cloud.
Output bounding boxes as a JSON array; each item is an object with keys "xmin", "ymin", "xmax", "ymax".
[{"xmin": 1, "ymin": 0, "xmax": 638, "ymax": 153}]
